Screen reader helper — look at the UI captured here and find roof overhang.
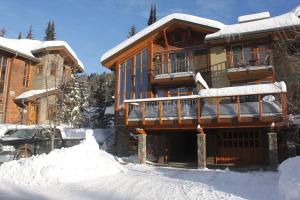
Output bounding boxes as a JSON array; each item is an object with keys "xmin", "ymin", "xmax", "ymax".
[{"xmin": 0, "ymin": 45, "xmax": 39, "ymax": 63}]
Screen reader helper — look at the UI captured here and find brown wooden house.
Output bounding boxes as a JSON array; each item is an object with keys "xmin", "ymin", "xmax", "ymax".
[{"xmin": 101, "ymin": 7, "xmax": 300, "ymax": 168}]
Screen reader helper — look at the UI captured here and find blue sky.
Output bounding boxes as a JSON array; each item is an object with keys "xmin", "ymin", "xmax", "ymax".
[{"xmin": 0, "ymin": 0, "xmax": 299, "ymax": 74}]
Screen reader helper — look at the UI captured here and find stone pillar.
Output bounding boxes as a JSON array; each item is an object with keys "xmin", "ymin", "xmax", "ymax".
[
  {"xmin": 268, "ymin": 132, "xmax": 278, "ymax": 169},
  {"xmin": 197, "ymin": 125, "xmax": 206, "ymax": 169},
  {"xmin": 137, "ymin": 129, "xmax": 147, "ymax": 164}
]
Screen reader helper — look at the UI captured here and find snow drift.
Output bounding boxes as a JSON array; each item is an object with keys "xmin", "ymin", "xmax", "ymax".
[
  {"xmin": 279, "ymin": 156, "xmax": 300, "ymax": 200},
  {"xmin": 0, "ymin": 132, "xmax": 125, "ymax": 185}
]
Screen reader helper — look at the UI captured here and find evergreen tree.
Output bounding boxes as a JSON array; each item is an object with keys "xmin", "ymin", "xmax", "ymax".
[
  {"xmin": 0, "ymin": 28, "xmax": 6, "ymax": 37},
  {"xmin": 44, "ymin": 20, "xmax": 56, "ymax": 41},
  {"xmin": 26, "ymin": 25, "xmax": 33, "ymax": 39},
  {"xmin": 147, "ymin": 3, "xmax": 157, "ymax": 26},
  {"xmin": 18, "ymin": 32, "xmax": 22, "ymax": 39},
  {"xmin": 128, "ymin": 25, "xmax": 137, "ymax": 38},
  {"xmin": 59, "ymin": 70, "xmax": 89, "ymax": 128}
]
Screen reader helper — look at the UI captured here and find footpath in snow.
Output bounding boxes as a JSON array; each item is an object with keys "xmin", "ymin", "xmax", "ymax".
[{"xmin": 0, "ymin": 134, "xmax": 298, "ymax": 200}]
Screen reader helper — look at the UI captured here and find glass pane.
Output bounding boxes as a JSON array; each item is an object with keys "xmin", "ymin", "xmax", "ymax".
[
  {"xmin": 232, "ymin": 46, "xmax": 243, "ymax": 67},
  {"xmin": 135, "ymin": 54, "xmax": 141, "ymax": 99},
  {"xmin": 142, "ymin": 49, "xmax": 148, "ymax": 98},
  {"xmin": 126, "ymin": 58, "xmax": 133, "ymax": 100},
  {"xmin": 1, "ymin": 57, "xmax": 6, "ymax": 81},
  {"xmin": 163, "ymin": 54, "xmax": 168, "ymax": 74},
  {"xmin": 119, "ymin": 63, "xmax": 125, "ymax": 105},
  {"xmin": 243, "ymin": 47, "xmax": 252, "ymax": 66}
]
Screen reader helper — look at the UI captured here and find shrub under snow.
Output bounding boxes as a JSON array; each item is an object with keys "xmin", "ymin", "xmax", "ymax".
[
  {"xmin": 0, "ymin": 133, "xmax": 126, "ymax": 185},
  {"xmin": 279, "ymin": 156, "xmax": 300, "ymax": 200}
]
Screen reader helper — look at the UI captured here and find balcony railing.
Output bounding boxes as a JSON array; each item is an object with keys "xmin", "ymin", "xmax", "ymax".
[
  {"xmin": 154, "ymin": 58, "xmax": 205, "ymax": 77},
  {"xmin": 124, "ymin": 92, "xmax": 287, "ymax": 126},
  {"xmin": 228, "ymin": 50, "xmax": 272, "ymax": 69}
]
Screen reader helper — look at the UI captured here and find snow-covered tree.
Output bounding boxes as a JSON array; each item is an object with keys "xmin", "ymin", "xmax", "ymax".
[{"xmin": 59, "ymin": 70, "xmax": 89, "ymax": 128}]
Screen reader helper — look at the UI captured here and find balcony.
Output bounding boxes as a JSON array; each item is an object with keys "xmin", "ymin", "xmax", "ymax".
[
  {"xmin": 227, "ymin": 50, "xmax": 273, "ymax": 81},
  {"xmin": 153, "ymin": 58, "xmax": 200, "ymax": 85},
  {"xmin": 124, "ymin": 86, "xmax": 287, "ymax": 129}
]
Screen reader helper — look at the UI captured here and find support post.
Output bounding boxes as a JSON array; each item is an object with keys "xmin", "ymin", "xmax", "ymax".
[
  {"xmin": 197, "ymin": 125, "xmax": 206, "ymax": 169},
  {"xmin": 136, "ymin": 128, "xmax": 147, "ymax": 164},
  {"xmin": 268, "ymin": 124, "xmax": 278, "ymax": 169}
]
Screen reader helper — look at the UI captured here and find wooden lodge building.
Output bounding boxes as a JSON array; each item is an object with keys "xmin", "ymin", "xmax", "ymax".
[
  {"xmin": 0, "ymin": 37, "xmax": 84, "ymax": 125},
  {"xmin": 101, "ymin": 6, "xmax": 300, "ymax": 168}
]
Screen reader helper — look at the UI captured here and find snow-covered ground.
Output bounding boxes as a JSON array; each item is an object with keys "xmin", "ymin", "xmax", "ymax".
[{"xmin": 0, "ymin": 134, "xmax": 297, "ymax": 200}]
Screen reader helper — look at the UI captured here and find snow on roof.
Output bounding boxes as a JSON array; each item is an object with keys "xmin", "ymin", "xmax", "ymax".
[
  {"xmin": 9, "ymin": 39, "xmax": 84, "ymax": 71},
  {"xmin": 101, "ymin": 13, "xmax": 224, "ymax": 63},
  {"xmin": 238, "ymin": 12, "xmax": 271, "ymax": 23},
  {"xmin": 15, "ymin": 88, "xmax": 57, "ymax": 100},
  {"xmin": 0, "ymin": 37, "xmax": 36, "ymax": 60},
  {"xmin": 206, "ymin": 6, "xmax": 300, "ymax": 40},
  {"xmin": 198, "ymin": 81, "xmax": 286, "ymax": 97},
  {"xmin": 195, "ymin": 72, "xmax": 209, "ymax": 89}
]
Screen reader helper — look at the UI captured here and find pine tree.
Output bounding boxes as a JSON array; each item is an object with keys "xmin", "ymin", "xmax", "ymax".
[
  {"xmin": 0, "ymin": 28, "xmax": 6, "ymax": 37},
  {"xmin": 128, "ymin": 25, "xmax": 137, "ymax": 38},
  {"xmin": 18, "ymin": 32, "xmax": 22, "ymax": 39},
  {"xmin": 147, "ymin": 3, "xmax": 157, "ymax": 26},
  {"xmin": 59, "ymin": 70, "xmax": 89, "ymax": 128},
  {"xmin": 44, "ymin": 20, "xmax": 56, "ymax": 41},
  {"xmin": 26, "ymin": 25, "xmax": 33, "ymax": 39}
]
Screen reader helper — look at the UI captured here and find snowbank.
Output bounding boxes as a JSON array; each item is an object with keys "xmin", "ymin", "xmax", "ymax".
[
  {"xmin": 0, "ymin": 133, "xmax": 125, "ymax": 185},
  {"xmin": 279, "ymin": 156, "xmax": 300, "ymax": 200}
]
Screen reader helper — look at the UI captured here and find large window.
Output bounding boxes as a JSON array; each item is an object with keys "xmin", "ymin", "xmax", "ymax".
[
  {"xmin": 119, "ymin": 48, "xmax": 148, "ymax": 106},
  {"xmin": 23, "ymin": 63, "xmax": 30, "ymax": 87},
  {"xmin": 0, "ymin": 56, "xmax": 8, "ymax": 94}
]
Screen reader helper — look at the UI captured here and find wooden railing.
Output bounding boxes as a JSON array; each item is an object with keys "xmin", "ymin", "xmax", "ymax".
[
  {"xmin": 124, "ymin": 92, "xmax": 287, "ymax": 126},
  {"xmin": 228, "ymin": 50, "xmax": 272, "ymax": 69}
]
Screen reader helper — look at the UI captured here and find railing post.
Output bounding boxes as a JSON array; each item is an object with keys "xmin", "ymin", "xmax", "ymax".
[
  {"xmin": 216, "ymin": 97, "xmax": 220, "ymax": 122},
  {"xmin": 281, "ymin": 93, "xmax": 287, "ymax": 119},
  {"xmin": 237, "ymin": 96, "xmax": 241, "ymax": 121},
  {"xmin": 125, "ymin": 102, "xmax": 129, "ymax": 125},
  {"xmin": 159, "ymin": 101, "xmax": 163, "ymax": 125},
  {"xmin": 141, "ymin": 102, "xmax": 145, "ymax": 125},
  {"xmin": 258, "ymin": 94, "xmax": 262, "ymax": 119},
  {"xmin": 178, "ymin": 99, "xmax": 181, "ymax": 125},
  {"xmin": 197, "ymin": 97, "xmax": 201, "ymax": 124}
]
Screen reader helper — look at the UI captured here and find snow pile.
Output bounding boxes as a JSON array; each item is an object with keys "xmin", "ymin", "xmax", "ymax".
[
  {"xmin": 279, "ymin": 156, "xmax": 300, "ymax": 200},
  {"xmin": 0, "ymin": 132, "xmax": 125, "ymax": 185},
  {"xmin": 198, "ymin": 81, "xmax": 286, "ymax": 97}
]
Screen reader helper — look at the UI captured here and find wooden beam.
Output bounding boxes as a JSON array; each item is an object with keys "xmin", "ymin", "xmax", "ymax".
[
  {"xmin": 163, "ymin": 29, "xmax": 169, "ymax": 49},
  {"xmin": 159, "ymin": 101, "xmax": 163, "ymax": 125},
  {"xmin": 197, "ymin": 97, "xmax": 201, "ymax": 124},
  {"xmin": 114, "ymin": 61, "xmax": 120, "ymax": 114},
  {"xmin": 141, "ymin": 102, "xmax": 145, "ymax": 125},
  {"xmin": 125, "ymin": 102, "xmax": 129, "ymax": 126},
  {"xmin": 177, "ymin": 99, "xmax": 182, "ymax": 126}
]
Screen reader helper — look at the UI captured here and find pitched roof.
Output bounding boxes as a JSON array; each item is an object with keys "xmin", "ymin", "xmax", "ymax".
[
  {"xmin": 206, "ymin": 5, "xmax": 300, "ymax": 40},
  {"xmin": 100, "ymin": 13, "xmax": 224, "ymax": 63},
  {"xmin": 0, "ymin": 38, "xmax": 84, "ymax": 71}
]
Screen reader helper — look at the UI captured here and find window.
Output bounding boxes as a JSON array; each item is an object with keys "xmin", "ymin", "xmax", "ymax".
[
  {"xmin": 50, "ymin": 61, "xmax": 57, "ymax": 76},
  {"xmin": 0, "ymin": 56, "xmax": 8, "ymax": 94},
  {"xmin": 46, "ymin": 105, "xmax": 56, "ymax": 121},
  {"xmin": 36, "ymin": 65, "xmax": 43, "ymax": 75},
  {"xmin": 23, "ymin": 63, "xmax": 30, "ymax": 87}
]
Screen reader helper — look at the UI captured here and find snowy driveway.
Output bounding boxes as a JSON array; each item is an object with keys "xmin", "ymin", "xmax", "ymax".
[{"xmin": 0, "ymin": 163, "xmax": 281, "ymax": 200}]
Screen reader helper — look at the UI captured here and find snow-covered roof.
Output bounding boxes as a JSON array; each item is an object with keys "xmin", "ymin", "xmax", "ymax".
[
  {"xmin": 198, "ymin": 81, "xmax": 286, "ymax": 97},
  {"xmin": 15, "ymin": 88, "xmax": 57, "ymax": 100},
  {"xmin": 10, "ymin": 39, "xmax": 84, "ymax": 71},
  {"xmin": 101, "ymin": 13, "xmax": 224, "ymax": 63},
  {"xmin": 206, "ymin": 6, "xmax": 300, "ymax": 40},
  {"xmin": 0, "ymin": 38, "xmax": 84, "ymax": 71},
  {"xmin": 195, "ymin": 72, "xmax": 209, "ymax": 89},
  {"xmin": 238, "ymin": 12, "xmax": 271, "ymax": 23},
  {"xmin": 0, "ymin": 37, "xmax": 37, "ymax": 61}
]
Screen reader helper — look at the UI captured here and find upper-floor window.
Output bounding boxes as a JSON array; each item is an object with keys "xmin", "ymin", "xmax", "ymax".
[
  {"xmin": 0, "ymin": 56, "xmax": 8, "ymax": 94},
  {"xmin": 50, "ymin": 61, "xmax": 57, "ymax": 76},
  {"xmin": 36, "ymin": 65, "xmax": 43, "ymax": 75},
  {"xmin": 23, "ymin": 63, "xmax": 30, "ymax": 87}
]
